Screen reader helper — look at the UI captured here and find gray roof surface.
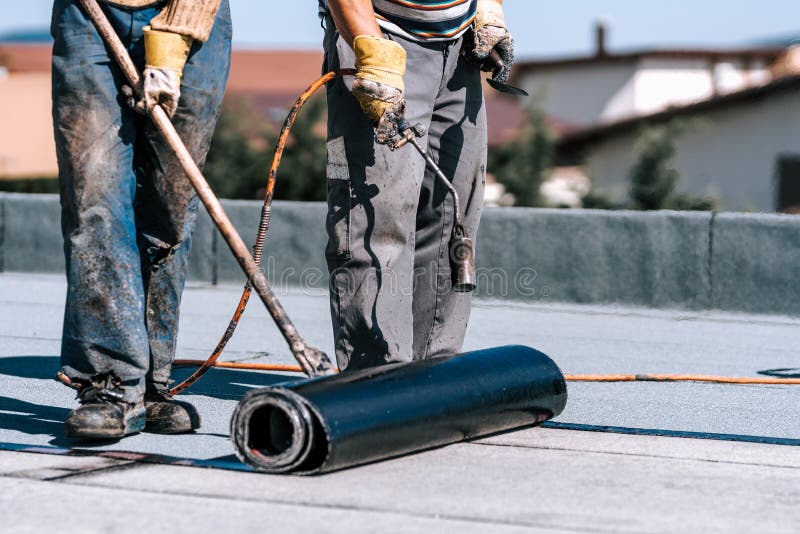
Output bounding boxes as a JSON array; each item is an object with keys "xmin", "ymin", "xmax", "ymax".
[{"xmin": 1, "ymin": 273, "xmax": 798, "ymax": 532}]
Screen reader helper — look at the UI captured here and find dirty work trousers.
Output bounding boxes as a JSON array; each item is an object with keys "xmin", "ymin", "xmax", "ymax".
[
  {"xmin": 323, "ymin": 21, "xmax": 487, "ymax": 371},
  {"xmin": 52, "ymin": 0, "xmax": 231, "ymax": 401}
]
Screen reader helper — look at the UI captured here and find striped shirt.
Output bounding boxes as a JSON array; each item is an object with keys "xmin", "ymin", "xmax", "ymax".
[{"xmin": 318, "ymin": 0, "xmax": 478, "ymax": 42}]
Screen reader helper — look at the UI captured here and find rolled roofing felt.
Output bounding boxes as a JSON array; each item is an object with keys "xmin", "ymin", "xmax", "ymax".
[{"xmin": 231, "ymin": 345, "xmax": 568, "ymax": 474}]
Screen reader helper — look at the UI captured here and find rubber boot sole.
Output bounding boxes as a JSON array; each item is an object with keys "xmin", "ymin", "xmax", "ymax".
[
  {"xmin": 144, "ymin": 400, "xmax": 201, "ymax": 434},
  {"xmin": 65, "ymin": 407, "xmax": 146, "ymax": 440}
]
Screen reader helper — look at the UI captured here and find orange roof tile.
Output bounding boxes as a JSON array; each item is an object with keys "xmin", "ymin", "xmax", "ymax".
[
  {"xmin": 0, "ymin": 45, "xmax": 522, "ymax": 180},
  {"xmin": 0, "ymin": 44, "xmax": 51, "ymax": 74},
  {"xmin": 227, "ymin": 49, "xmax": 324, "ymax": 94}
]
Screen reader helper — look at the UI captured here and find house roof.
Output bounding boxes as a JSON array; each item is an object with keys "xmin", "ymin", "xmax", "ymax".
[
  {"xmin": 0, "ymin": 44, "xmax": 529, "ymax": 179},
  {"xmin": 0, "ymin": 44, "xmax": 327, "ymax": 90},
  {"xmin": 557, "ymin": 73, "xmax": 800, "ymax": 149},
  {"xmin": 752, "ymin": 33, "xmax": 800, "ymax": 48},
  {"xmin": 0, "ymin": 43, "xmax": 526, "ymax": 147},
  {"xmin": 226, "ymin": 49, "xmax": 324, "ymax": 94},
  {"xmin": 0, "ymin": 44, "xmax": 51, "ymax": 73},
  {"xmin": 512, "ymin": 46, "xmax": 786, "ymax": 81},
  {"xmin": 0, "ymin": 29, "xmax": 53, "ymax": 43}
]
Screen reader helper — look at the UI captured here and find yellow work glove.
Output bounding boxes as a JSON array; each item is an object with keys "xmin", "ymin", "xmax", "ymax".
[
  {"xmin": 351, "ymin": 35, "xmax": 407, "ymax": 144},
  {"xmin": 140, "ymin": 26, "xmax": 193, "ymax": 117},
  {"xmin": 469, "ymin": 0, "xmax": 514, "ymax": 83}
]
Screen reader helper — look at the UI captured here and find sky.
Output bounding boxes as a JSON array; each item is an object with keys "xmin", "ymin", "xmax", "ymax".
[{"xmin": 2, "ymin": 1, "xmax": 799, "ymax": 58}]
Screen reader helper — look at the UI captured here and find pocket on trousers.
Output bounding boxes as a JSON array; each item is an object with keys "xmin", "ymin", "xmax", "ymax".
[{"xmin": 326, "ymin": 137, "xmax": 351, "ymax": 262}]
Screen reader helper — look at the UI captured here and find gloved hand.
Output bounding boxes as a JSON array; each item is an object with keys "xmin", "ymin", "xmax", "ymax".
[
  {"xmin": 351, "ymin": 35, "xmax": 407, "ymax": 144},
  {"xmin": 139, "ymin": 26, "xmax": 193, "ymax": 117},
  {"xmin": 469, "ymin": 0, "xmax": 514, "ymax": 84}
]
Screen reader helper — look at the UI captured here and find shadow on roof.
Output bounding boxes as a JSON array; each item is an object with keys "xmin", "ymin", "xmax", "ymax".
[{"xmin": 0, "ymin": 355, "xmax": 297, "ymax": 402}]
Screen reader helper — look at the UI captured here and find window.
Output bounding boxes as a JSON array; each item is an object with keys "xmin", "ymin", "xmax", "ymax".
[{"xmin": 776, "ymin": 155, "xmax": 800, "ymax": 213}]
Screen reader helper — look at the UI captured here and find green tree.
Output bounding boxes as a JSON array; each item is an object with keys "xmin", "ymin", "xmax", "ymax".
[
  {"xmin": 489, "ymin": 106, "xmax": 555, "ymax": 207},
  {"xmin": 581, "ymin": 190, "xmax": 617, "ymax": 210},
  {"xmin": 628, "ymin": 120, "xmax": 717, "ymax": 211},
  {"xmin": 628, "ymin": 122, "xmax": 681, "ymax": 210},
  {"xmin": 270, "ymin": 97, "xmax": 328, "ymax": 202},
  {"xmin": 203, "ymin": 97, "xmax": 271, "ymax": 200},
  {"xmin": 204, "ymin": 94, "xmax": 328, "ymax": 201}
]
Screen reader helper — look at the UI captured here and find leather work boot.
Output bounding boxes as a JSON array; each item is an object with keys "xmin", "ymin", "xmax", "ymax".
[
  {"xmin": 144, "ymin": 390, "xmax": 201, "ymax": 434},
  {"xmin": 65, "ymin": 375, "xmax": 146, "ymax": 440}
]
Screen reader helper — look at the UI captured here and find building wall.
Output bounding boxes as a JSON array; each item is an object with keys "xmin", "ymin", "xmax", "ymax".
[
  {"xmin": 518, "ymin": 57, "xmax": 775, "ymax": 127},
  {"xmin": 0, "ymin": 73, "xmax": 57, "ymax": 179},
  {"xmin": 633, "ymin": 58, "xmax": 772, "ymax": 116},
  {"xmin": 583, "ymin": 87, "xmax": 800, "ymax": 212},
  {"xmin": 633, "ymin": 58, "xmax": 715, "ymax": 115},
  {"xmin": 714, "ymin": 59, "xmax": 771, "ymax": 93},
  {"xmin": 4, "ymin": 193, "xmax": 800, "ymax": 315},
  {"xmin": 518, "ymin": 63, "xmax": 637, "ymax": 125}
]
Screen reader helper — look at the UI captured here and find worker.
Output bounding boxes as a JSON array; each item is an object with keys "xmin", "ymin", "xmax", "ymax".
[
  {"xmin": 52, "ymin": 0, "xmax": 230, "ymax": 439},
  {"xmin": 319, "ymin": 0, "xmax": 514, "ymax": 370}
]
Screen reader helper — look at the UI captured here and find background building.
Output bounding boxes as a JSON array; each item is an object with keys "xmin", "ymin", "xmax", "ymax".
[
  {"xmin": 509, "ymin": 25, "xmax": 800, "ymax": 212},
  {"xmin": 513, "ymin": 24, "xmax": 786, "ymax": 126},
  {"xmin": 0, "ymin": 43, "xmax": 55, "ymax": 179},
  {"xmin": 557, "ymin": 74, "xmax": 800, "ymax": 212},
  {"xmin": 2, "ymin": 24, "xmax": 800, "ymax": 212},
  {"xmin": 0, "ymin": 37, "xmax": 516, "ymax": 183}
]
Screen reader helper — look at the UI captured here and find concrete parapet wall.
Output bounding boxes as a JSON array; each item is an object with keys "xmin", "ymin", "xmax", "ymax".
[
  {"xmin": 475, "ymin": 208, "xmax": 713, "ymax": 309},
  {"xmin": 0, "ymin": 193, "xmax": 64, "ymax": 274},
  {"xmin": 0, "ymin": 192, "xmax": 797, "ymax": 315},
  {"xmin": 711, "ymin": 213, "xmax": 800, "ymax": 315},
  {"xmin": 208, "ymin": 200, "xmax": 328, "ymax": 288}
]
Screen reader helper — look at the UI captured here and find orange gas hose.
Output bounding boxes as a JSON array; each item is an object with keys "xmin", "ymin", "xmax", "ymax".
[
  {"xmin": 163, "ymin": 69, "xmax": 800, "ymax": 395},
  {"xmin": 169, "ymin": 69, "xmax": 354, "ymax": 396},
  {"xmin": 564, "ymin": 374, "xmax": 800, "ymax": 385},
  {"xmin": 169, "ymin": 360, "xmax": 800, "ymax": 386},
  {"xmin": 173, "ymin": 360, "xmax": 306, "ymax": 373}
]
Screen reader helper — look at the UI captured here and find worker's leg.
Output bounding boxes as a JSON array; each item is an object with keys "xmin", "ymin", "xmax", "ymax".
[
  {"xmin": 412, "ymin": 37, "xmax": 487, "ymax": 358},
  {"xmin": 323, "ymin": 22, "xmax": 443, "ymax": 371},
  {"xmin": 52, "ymin": 0, "xmax": 154, "ymax": 402},
  {"xmin": 134, "ymin": 1, "xmax": 231, "ymax": 394}
]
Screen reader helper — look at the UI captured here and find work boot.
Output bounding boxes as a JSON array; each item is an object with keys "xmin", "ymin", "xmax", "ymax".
[
  {"xmin": 65, "ymin": 375, "xmax": 146, "ymax": 440},
  {"xmin": 144, "ymin": 389, "xmax": 200, "ymax": 434}
]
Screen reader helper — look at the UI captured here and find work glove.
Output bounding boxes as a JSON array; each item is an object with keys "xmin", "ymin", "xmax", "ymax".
[
  {"xmin": 468, "ymin": 0, "xmax": 514, "ymax": 84},
  {"xmin": 137, "ymin": 26, "xmax": 193, "ymax": 117},
  {"xmin": 351, "ymin": 35, "xmax": 407, "ymax": 144}
]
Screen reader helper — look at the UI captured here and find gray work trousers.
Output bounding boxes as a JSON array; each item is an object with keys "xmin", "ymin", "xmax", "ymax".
[{"xmin": 323, "ymin": 22, "xmax": 487, "ymax": 371}]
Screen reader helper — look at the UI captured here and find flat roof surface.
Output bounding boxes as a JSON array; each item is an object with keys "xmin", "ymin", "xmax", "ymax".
[{"xmin": 1, "ymin": 273, "xmax": 798, "ymax": 532}]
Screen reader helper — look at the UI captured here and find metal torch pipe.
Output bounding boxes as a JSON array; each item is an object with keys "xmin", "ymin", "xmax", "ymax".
[{"xmin": 406, "ymin": 136, "xmax": 464, "ymax": 229}]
